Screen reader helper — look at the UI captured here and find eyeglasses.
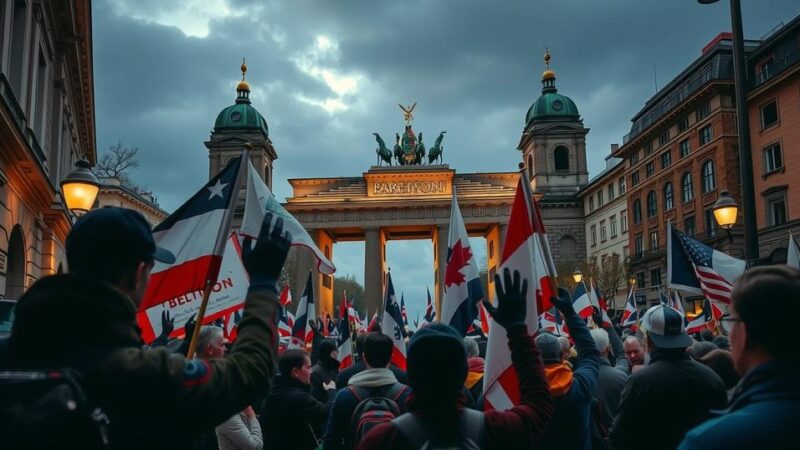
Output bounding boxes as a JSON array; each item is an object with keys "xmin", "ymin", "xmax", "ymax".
[{"xmin": 718, "ymin": 313, "xmax": 742, "ymax": 333}]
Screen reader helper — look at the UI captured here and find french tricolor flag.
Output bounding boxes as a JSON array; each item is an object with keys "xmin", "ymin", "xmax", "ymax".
[
  {"xmin": 137, "ymin": 157, "xmax": 246, "ymax": 341},
  {"xmin": 571, "ymin": 281, "xmax": 593, "ymax": 319},
  {"xmin": 382, "ymin": 271, "xmax": 407, "ymax": 370},
  {"xmin": 483, "ymin": 174, "xmax": 556, "ymax": 411},
  {"xmin": 442, "ymin": 187, "xmax": 484, "ymax": 336},
  {"xmin": 289, "ymin": 273, "xmax": 316, "ymax": 349}
]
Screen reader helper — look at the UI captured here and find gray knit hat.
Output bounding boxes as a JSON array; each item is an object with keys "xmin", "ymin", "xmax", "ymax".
[{"xmin": 535, "ymin": 333, "xmax": 563, "ymax": 364}]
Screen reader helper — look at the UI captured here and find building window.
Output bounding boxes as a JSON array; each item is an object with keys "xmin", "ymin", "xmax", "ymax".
[
  {"xmin": 682, "ymin": 172, "xmax": 694, "ymax": 203},
  {"xmin": 766, "ymin": 193, "xmax": 787, "ymax": 227},
  {"xmin": 650, "ymin": 230, "xmax": 659, "ymax": 251},
  {"xmin": 619, "ymin": 176, "xmax": 627, "ymax": 194},
  {"xmin": 610, "ymin": 215, "xmax": 618, "ymax": 237},
  {"xmin": 661, "ymin": 151, "xmax": 672, "ymax": 169},
  {"xmin": 696, "ymin": 101, "xmax": 710, "ymax": 120},
  {"xmin": 598, "ymin": 190, "xmax": 604, "ymax": 207},
  {"xmin": 650, "ymin": 268, "xmax": 662, "ymax": 287},
  {"xmin": 633, "ymin": 199, "xmax": 642, "ymax": 224},
  {"xmin": 600, "ymin": 220, "xmax": 607, "ymax": 242},
  {"xmin": 647, "ymin": 190, "xmax": 657, "ymax": 218},
  {"xmin": 636, "ymin": 271, "xmax": 646, "ymax": 288},
  {"xmin": 608, "ymin": 183, "xmax": 615, "ymax": 201},
  {"xmin": 760, "ymin": 100, "xmax": 779, "ymax": 129},
  {"xmin": 9, "ymin": 1, "xmax": 28, "ymax": 96},
  {"xmin": 591, "ymin": 224, "xmax": 597, "ymax": 246},
  {"xmin": 589, "ymin": 196, "xmax": 595, "ymax": 212},
  {"xmin": 646, "ymin": 162, "xmax": 655, "ymax": 178},
  {"xmin": 664, "ymin": 182, "xmax": 674, "ymax": 210},
  {"xmin": 679, "ymin": 139, "xmax": 691, "ymax": 158},
  {"xmin": 644, "ymin": 142, "xmax": 653, "ymax": 156},
  {"xmin": 678, "ymin": 116, "xmax": 689, "ymax": 132},
  {"xmin": 698, "ymin": 125, "xmax": 713, "ymax": 146},
  {"xmin": 620, "ymin": 210, "xmax": 628, "ymax": 233},
  {"xmin": 705, "ymin": 208, "xmax": 717, "ymax": 236},
  {"xmin": 684, "ymin": 216, "xmax": 695, "ymax": 237},
  {"xmin": 763, "ymin": 143, "xmax": 783, "ymax": 174},
  {"xmin": 631, "ymin": 171, "xmax": 640, "ymax": 187},
  {"xmin": 635, "ymin": 235, "xmax": 644, "ymax": 257},
  {"xmin": 659, "ymin": 130, "xmax": 670, "ymax": 147},
  {"xmin": 631, "ymin": 151, "xmax": 640, "ymax": 165},
  {"xmin": 554, "ymin": 146, "xmax": 570, "ymax": 172},
  {"xmin": 702, "ymin": 160, "xmax": 716, "ymax": 193}
]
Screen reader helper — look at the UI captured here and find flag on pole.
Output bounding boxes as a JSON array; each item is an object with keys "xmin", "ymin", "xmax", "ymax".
[
  {"xmin": 240, "ymin": 160, "xmax": 335, "ymax": 274},
  {"xmin": 686, "ymin": 300, "xmax": 714, "ymax": 334},
  {"xmin": 400, "ymin": 294, "xmax": 409, "ymax": 327},
  {"xmin": 571, "ymin": 281, "xmax": 593, "ymax": 319},
  {"xmin": 539, "ymin": 308, "xmax": 569, "ymax": 337},
  {"xmin": 589, "ymin": 280, "xmax": 612, "ymax": 327},
  {"xmin": 658, "ymin": 288, "xmax": 670, "ymax": 306},
  {"xmin": 368, "ymin": 312, "xmax": 380, "ymax": 332},
  {"xmin": 382, "ymin": 271, "xmax": 407, "ymax": 370},
  {"xmin": 420, "ymin": 287, "xmax": 437, "ymax": 327},
  {"xmin": 477, "ymin": 300, "xmax": 490, "ymax": 334},
  {"xmin": 442, "ymin": 187, "xmax": 484, "ymax": 336},
  {"xmin": 140, "ymin": 156, "xmax": 246, "ymax": 313},
  {"xmin": 484, "ymin": 175, "xmax": 556, "ymax": 411},
  {"xmin": 289, "ymin": 273, "xmax": 316, "ymax": 349},
  {"xmin": 667, "ymin": 222, "xmax": 745, "ymax": 304},
  {"xmin": 788, "ymin": 233, "xmax": 800, "ymax": 269},
  {"xmin": 622, "ymin": 286, "xmax": 638, "ymax": 330},
  {"xmin": 337, "ymin": 299, "xmax": 353, "ymax": 369},
  {"xmin": 278, "ymin": 309, "xmax": 294, "ymax": 338},
  {"xmin": 671, "ymin": 290, "xmax": 686, "ymax": 318},
  {"xmin": 279, "ymin": 285, "xmax": 293, "ymax": 306}
]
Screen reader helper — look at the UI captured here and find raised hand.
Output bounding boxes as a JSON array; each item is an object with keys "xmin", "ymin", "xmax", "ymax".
[
  {"xmin": 160, "ymin": 309, "xmax": 175, "ymax": 337},
  {"xmin": 551, "ymin": 287, "xmax": 576, "ymax": 318},
  {"xmin": 483, "ymin": 268, "xmax": 527, "ymax": 330},
  {"xmin": 242, "ymin": 212, "xmax": 292, "ymax": 295}
]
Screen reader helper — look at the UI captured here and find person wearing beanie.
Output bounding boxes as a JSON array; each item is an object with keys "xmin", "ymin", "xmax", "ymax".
[
  {"xmin": 535, "ymin": 286, "xmax": 600, "ymax": 450},
  {"xmin": 359, "ymin": 269, "xmax": 555, "ymax": 450},
  {"xmin": 310, "ymin": 338, "xmax": 341, "ymax": 402}
]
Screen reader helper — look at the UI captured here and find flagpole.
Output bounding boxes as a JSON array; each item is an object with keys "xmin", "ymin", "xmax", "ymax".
[
  {"xmin": 186, "ymin": 146, "xmax": 251, "ymax": 358},
  {"xmin": 518, "ymin": 164, "xmax": 559, "ymax": 291}
]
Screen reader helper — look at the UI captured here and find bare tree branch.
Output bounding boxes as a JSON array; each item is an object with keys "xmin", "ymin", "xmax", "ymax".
[{"xmin": 96, "ymin": 141, "xmax": 144, "ymax": 192}]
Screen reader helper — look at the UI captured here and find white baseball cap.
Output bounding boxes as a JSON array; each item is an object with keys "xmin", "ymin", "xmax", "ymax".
[{"xmin": 641, "ymin": 305, "xmax": 693, "ymax": 349}]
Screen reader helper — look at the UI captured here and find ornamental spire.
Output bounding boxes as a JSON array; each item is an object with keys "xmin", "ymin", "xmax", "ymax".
[
  {"xmin": 541, "ymin": 48, "xmax": 557, "ymax": 94},
  {"xmin": 236, "ymin": 57, "xmax": 251, "ymax": 103}
]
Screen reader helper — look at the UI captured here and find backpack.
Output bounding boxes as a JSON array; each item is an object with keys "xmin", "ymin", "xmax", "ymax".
[
  {"xmin": 392, "ymin": 408, "xmax": 484, "ymax": 450},
  {"xmin": 349, "ymin": 383, "xmax": 408, "ymax": 446},
  {"xmin": 0, "ymin": 368, "xmax": 111, "ymax": 449}
]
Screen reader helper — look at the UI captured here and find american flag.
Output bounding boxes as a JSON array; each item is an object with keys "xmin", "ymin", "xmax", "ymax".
[{"xmin": 673, "ymin": 227, "xmax": 743, "ymax": 304}]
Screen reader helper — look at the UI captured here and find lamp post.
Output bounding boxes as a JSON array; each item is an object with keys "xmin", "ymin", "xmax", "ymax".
[
  {"xmin": 60, "ymin": 158, "xmax": 100, "ymax": 217},
  {"xmin": 713, "ymin": 190, "xmax": 739, "ymax": 243},
  {"xmin": 698, "ymin": 0, "xmax": 759, "ymax": 264},
  {"xmin": 572, "ymin": 268, "xmax": 583, "ymax": 284}
]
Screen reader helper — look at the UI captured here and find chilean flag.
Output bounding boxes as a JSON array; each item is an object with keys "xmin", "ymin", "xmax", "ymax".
[
  {"xmin": 382, "ymin": 271, "xmax": 407, "ymax": 370},
  {"xmin": 442, "ymin": 188, "xmax": 484, "ymax": 336},
  {"xmin": 140, "ymin": 157, "xmax": 245, "ymax": 313},
  {"xmin": 572, "ymin": 282, "xmax": 593, "ymax": 319},
  {"xmin": 484, "ymin": 175, "xmax": 556, "ymax": 411},
  {"xmin": 337, "ymin": 299, "xmax": 353, "ymax": 369},
  {"xmin": 621, "ymin": 286, "xmax": 639, "ymax": 330},
  {"xmin": 289, "ymin": 273, "xmax": 316, "ymax": 349}
]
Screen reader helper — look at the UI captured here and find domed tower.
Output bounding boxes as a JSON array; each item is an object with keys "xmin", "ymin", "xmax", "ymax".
[
  {"xmin": 205, "ymin": 59, "xmax": 277, "ymax": 189},
  {"xmin": 518, "ymin": 49, "xmax": 589, "ymax": 197}
]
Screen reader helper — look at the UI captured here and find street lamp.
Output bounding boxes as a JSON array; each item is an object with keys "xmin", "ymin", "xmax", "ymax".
[
  {"xmin": 697, "ymin": 0, "xmax": 759, "ymax": 264},
  {"xmin": 572, "ymin": 268, "xmax": 583, "ymax": 284},
  {"xmin": 629, "ymin": 276, "xmax": 636, "ymax": 286},
  {"xmin": 60, "ymin": 158, "xmax": 100, "ymax": 216}
]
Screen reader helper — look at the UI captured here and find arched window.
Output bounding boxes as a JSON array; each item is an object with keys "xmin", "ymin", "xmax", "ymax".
[
  {"xmin": 663, "ymin": 182, "xmax": 674, "ymax": 210},
  {"xmin": 682, "ymin": 172, "xmax": 694, "ymax": 203},
  {"xmin": 6, "ymin": 225, "xmax": 26, "ymax": 299},
  {"xmin": 633, "ymin": 199, "xmax": 642, "ymax": 224},
  {"xmin": 647, "ymin": 190, "xmax": 658, "ymax": 218},
  {"xmin": 554, "ymin": 146, "xmax": 569, "ymax": 172},
  {"xmin": 559, "ymin": 235, "xmax": 578, "ymax": 261},
  {"xmin": 702, "ymin": 160, "xmax": 716, "ymax": 193}
]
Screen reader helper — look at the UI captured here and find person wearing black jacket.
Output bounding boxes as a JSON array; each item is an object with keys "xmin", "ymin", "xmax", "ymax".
[
  {"xmin": 261, "ymin": 349, "xmax": 336, "ymax": 450},
  {"xmin": 311, "ymin": 339, "xmax": 341, "ymax": 402},
  {"xmin": 611, "ymin": 305, "xmax": 727, "ymax": 450}
]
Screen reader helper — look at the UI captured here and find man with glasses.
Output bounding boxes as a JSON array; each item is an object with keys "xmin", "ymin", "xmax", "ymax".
[{"xmin": 680, "ymin": 265, "xmax": 800, "ymax": 449}]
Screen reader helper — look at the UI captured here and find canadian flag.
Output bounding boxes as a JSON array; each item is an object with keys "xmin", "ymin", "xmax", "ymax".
[
  {"xmin": 483, "ymin": 175, "xmax": 556, "ymax": 411},
  {"xmin": 289, "ymin": 272, "xmax": 316, "ymax": 349},
  {"xmin": 382, "ymin": 271, "xmax": 407, "ymax": 370}
]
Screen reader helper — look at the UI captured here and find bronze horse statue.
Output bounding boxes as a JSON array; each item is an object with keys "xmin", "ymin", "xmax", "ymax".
[
  {"xmin": 393, "ymin": 132, "xmax": 404, "ymax": 165},
  {"xmin": 428, "ymin": 131, "xmax": 446, "ymax": 164},
  {"xmin": 415, "ymin": 132, "xmax": 426, "ymax": 165},
  {"xmin": 373, "ymin": 133, "xmax": 392, "ymax": 166}
]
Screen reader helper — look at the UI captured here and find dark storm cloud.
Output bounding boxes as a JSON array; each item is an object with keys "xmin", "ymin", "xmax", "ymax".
[{"xmin": 93, "ymin": 0, "xmax": 799, "ymax": 318}]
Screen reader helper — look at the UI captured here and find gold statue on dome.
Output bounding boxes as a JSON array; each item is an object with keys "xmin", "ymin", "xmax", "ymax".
[{"xmin": 398, "ymin": 102, "xmax": 417, "ymax": 125}]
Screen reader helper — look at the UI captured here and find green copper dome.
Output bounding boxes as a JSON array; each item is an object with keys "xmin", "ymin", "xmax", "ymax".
[
  {"xmin": 214, "ymin": 100, "xmax": 269, "ymax": 136},
  {"xmin": 525, "ymin": 91, "xmax": 580, "ymax": 124}
]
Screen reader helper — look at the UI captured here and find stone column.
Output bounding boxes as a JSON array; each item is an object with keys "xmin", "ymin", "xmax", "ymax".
[
  {"xmin": 315, "ymin": 230, "xmax": 335, "ymax": 318},
  {"xmin": 364, "ymin": 227, "xmax": 386, "ymax": 316}
]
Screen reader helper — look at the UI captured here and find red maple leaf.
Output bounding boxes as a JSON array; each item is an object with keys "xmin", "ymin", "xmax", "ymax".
[{"xmin": 445, "ymin": 240, "xmax": 473, "ymax": 288}]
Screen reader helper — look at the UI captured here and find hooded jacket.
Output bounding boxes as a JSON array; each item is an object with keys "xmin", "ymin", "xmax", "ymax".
[
  {"xmin": 261, "ymin": 373, "xmax": 335, "ymax": 450},
  {"xmin": 537, "ymin": 313, "xmax": 600, "ymax": 450},
  {"xmin": 6, "ymin": 274, "xmax": 279, "ymax": 449},
  {"xmin": 679, "ymin": 362, "xmax": 800, "ymax": 450},
  {"xmin": 610, "ymin": 348, "xmax": 727, "ymax": 450},
  {"xmin": 311, "ymin": 355, "xmax": 341, "ymax": 402},
  {"xmin": 357, "ymin": 325, "xmax": 555, "ymax": 450}
]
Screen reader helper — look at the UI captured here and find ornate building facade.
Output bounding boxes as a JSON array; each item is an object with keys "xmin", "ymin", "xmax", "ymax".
[{"xmin": 0, "ymin": 0, "xmax": 94, "ymax": 298}]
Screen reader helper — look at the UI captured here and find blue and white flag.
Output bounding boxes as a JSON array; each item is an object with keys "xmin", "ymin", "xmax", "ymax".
[
  {"xmin": 441, "ymin": 188, "xmax": 484, "ymax": 336},
  {"xmin": 667, "ymin": 222, "xmax": 745, "ymax": 304}
]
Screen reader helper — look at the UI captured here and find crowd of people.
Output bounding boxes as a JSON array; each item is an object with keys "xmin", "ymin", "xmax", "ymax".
[{"xmin": 1, "ymin": 205, "xmax": 799, "ymax": 449}]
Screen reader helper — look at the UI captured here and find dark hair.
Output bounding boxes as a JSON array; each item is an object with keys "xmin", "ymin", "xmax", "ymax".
[
  {"xmin": 279, "ymin": 349, "xmax": 309, "ymax": 375},
  {"xmin": 355, "ymin": 332, "xmax": 368, "ymax": 354},
  {"xmin": 689, "ymin": 340, "xmax": 717, "ymax": 361},
  {"xmin": 732, "ymin": 265, "xmax": 800, "ymax": 361},
  {"xmin": 364, "ymin": 332, "xmax": 393, "ymax": 368},
  {"xmin": 317, "ymin": 339, "xmax": 337, "ymax": 359},
  {"xmin": 712, "ymin": 335, "xmax": 730, "ymax": 350},
  {"xmin": 700, "ymin": 349, "xmax": 740, "ymax": 389},
  {"xmin": 699, "ymin": 329, "xmax": 715, "ymax": 342}
]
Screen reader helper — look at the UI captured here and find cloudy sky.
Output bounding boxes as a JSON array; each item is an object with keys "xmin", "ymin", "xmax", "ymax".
[{"xmin": 93, "ymin": 0, "xmax": 799, "ymax": 320}]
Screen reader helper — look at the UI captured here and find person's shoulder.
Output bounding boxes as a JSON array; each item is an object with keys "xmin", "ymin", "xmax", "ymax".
[
  {"xmin": 679, "ymin": 410, "xmax": 756, "ymax": 449},
  {"xmin": 359, "ymin": 421, "xmax": 401, "ymax": 449}
]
